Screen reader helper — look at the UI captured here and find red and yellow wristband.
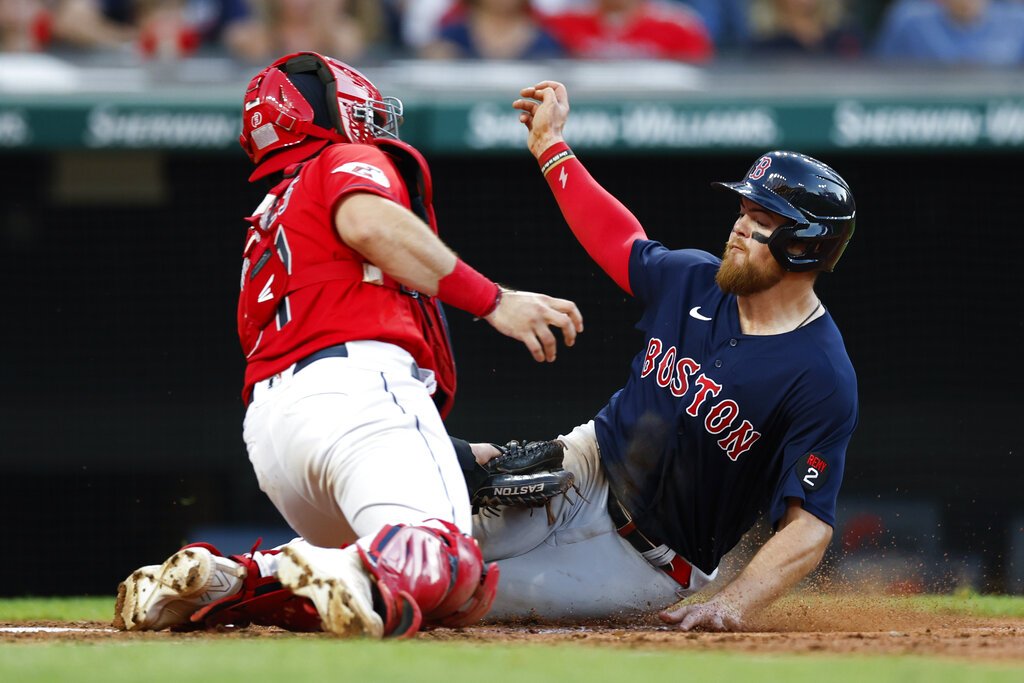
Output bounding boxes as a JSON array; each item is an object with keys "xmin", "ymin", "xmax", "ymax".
[
  {"xmin": 436, "ymin": 259, "xmax": 502, "ymax": 318},
  {"xmin": 539, "ymin": 142, "xmax": 575, "ymax": 178}
]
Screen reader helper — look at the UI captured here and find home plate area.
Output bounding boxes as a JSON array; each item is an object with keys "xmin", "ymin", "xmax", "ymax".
[{"xmin": 3, "ymin": 597, "xmax": 1024, "ymax": 660}]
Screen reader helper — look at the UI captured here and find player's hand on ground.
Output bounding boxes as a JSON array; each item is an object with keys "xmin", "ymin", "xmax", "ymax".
[
  {"xmin": 484, "ymin": 288, "xmax": 582, "ymax": 362},
  {"xmin": 658, "ymin": 599, "xmax": 743, "ymax": 632},
  {"xmin": 513, "ymin": 81, "xmax": 570, "ymax": 158}
]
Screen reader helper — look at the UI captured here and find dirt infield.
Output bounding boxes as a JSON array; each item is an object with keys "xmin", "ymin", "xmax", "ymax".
[{"xmin": 5, "ymin": 598, "xmax": 1024, "ymax": 660}]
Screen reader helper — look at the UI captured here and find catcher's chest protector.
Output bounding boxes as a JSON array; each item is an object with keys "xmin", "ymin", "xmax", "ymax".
[
  {"xmin": 376, "ymin": 139, "xmax": 458, "ymax": 417},
  {"xmin": 237, "ymin": 176, "xmax": 299, "ymax": 357},
  {"xmin": 236, "ymin": 143, "xmax": 458, "ymax": 416}
]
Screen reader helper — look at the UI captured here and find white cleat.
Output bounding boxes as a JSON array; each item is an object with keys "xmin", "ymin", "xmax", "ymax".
[
  {"xmin": 114, "ymin": 546, "xmax": 246, "ymax": 631},
  {"xmin": 277, "ymin": 541, "xmax": 383, "ymax": 639}
]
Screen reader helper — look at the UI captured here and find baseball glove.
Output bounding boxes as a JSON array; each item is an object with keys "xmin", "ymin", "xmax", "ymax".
[
  {"xmin": 482, "ymin": 439, "xmax": 566, "ymax": 475},
  {"xmin": 469, "ymin": 440, "xmax": 581, "ymax": 522}
]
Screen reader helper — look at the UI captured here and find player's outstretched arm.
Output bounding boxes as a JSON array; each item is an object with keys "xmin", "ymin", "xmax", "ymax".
[
  {"xmin": 483, "ymin": 288, "xmax": 583, "ymax": 363},
  {"xmin": 659, "ymin": 501, "xmax": 832, "ymax": 632},
  {"xmin": 514, "ymin": 81, "xmax": 646, "ymax": 294}
]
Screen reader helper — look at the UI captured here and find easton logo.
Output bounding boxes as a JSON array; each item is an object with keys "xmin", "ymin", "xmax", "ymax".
[
  {"xmin": 640, "ymin": 337, "xmax": 762, "ymax": 461},
  {"xmin": 493, "ymin": 484, "xmax": 545, "ymax": 496},
  {"xmin": 749, "ymin": 156, "xmax": 772, "ymax": 179},
  {"xmin": 257, "ymin": 274, "xmax": 275, "ymax": 303}
]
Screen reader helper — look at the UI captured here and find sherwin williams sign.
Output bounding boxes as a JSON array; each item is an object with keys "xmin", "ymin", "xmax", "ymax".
[
  {"xmin": 83, "ymin": 106, "xmax": 238, "ymax": 148},
  {"xmin": 3, "ymin": 95, "xmax": 1024, "ymax": 153}
]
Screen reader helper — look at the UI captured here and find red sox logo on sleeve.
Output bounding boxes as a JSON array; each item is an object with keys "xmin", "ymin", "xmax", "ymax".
[{"xmin": 640, "ymin": 337, "xmax": 761, "ymax": 461}]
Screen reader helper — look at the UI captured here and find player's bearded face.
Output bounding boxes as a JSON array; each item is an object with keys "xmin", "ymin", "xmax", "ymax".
[{"xmin": 715, "ymin": 240, "xmax": 785, "ymax": 295}]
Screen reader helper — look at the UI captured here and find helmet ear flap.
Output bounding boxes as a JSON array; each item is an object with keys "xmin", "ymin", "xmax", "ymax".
[
  {"xmin": 239, "ymin": 67, "xmax": 317, "ymax": 164},
  {"xmin": 766, "ymin": 223, "xmax": 848, "ymax": 273},
  {"xmin": 763, "ymin": 225, "xmax": 801, "ymax": 273}
]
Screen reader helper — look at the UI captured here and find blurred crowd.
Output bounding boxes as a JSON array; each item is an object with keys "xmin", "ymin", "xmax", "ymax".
[{"xmin": 2, "ymin": 0, "xmax": 1024, "ymax": 66}]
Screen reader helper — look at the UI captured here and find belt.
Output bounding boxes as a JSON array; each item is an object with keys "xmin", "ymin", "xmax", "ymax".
[
  {"xmin": 248, "ymin": 344, "xmax": 350, "ymax": 405},
  {"xmin": 294, "ymin": 342, "xmax": 419, "ymax": 380},
  {"xmin": 250, "ymin": 342, "xmax": 425, "ymax": 406},
  {"xmin": 293, "ymin": 343, "xmax": 348, "ymax": 374},
  {"xmin": 607, "ymin": 492, "xmax": 693, "ymax": 589}
]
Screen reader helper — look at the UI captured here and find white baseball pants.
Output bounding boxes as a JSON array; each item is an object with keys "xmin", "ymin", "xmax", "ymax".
[
  {"xmin": 474, "ymin": 421, "xmax": 717, "ymax": 620},
  {"xmin": 243, "ymin": 340, "xmax": 471, "ymax": 550}
]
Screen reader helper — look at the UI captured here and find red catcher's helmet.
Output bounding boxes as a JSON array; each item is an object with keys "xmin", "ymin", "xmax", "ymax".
[{"xmin": 239, "ymin": 52, "xmax": 404, "ymax": 181}]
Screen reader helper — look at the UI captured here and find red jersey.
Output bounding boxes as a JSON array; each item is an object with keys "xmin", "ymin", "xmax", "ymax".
[
  {"xmin": 238, "ymin": 142, "xmax": 446, "ymax": 405},
  {"xmin": 546, "ymin": 1, "xmax": 713, "ymax": 62}
]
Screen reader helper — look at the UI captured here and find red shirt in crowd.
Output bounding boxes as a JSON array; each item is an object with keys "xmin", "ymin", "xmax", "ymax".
[{"xmin": 546, "ymin": 0, "xmax": 713, "ymax": 62}]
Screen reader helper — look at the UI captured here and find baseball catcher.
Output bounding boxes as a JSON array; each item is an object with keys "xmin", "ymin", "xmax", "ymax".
[{"xmin": 113, "ymin": 52, "xmax": 583, "ymax": 638}]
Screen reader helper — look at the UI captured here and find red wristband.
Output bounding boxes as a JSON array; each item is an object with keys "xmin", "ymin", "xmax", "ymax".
[{"xmin": 436, "ymin": 259, "xmax": 501, "ymax": 318}]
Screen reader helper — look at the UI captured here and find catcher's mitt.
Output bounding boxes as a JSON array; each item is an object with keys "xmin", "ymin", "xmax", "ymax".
[
  {"xmin": 471, "ymin": 469, "xmax": 575, "ymax": 511},
  {"xmin": 482, "ymin": 439, "xmax": 566, "ymax": 475},
  {"xmin": 469, "ymin": 440, "xmax": 581, "ymax": 522}
]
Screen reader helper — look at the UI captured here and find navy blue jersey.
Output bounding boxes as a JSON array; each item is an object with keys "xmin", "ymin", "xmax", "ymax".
[{"xmin": 595, "ymin": 240, "xmax": 858, "ymax": 574}]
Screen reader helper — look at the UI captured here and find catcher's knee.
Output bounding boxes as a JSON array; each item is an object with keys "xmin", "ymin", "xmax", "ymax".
[{"xmin": 358, "ymin": 521, "xmax": 499, "ymax": 636}]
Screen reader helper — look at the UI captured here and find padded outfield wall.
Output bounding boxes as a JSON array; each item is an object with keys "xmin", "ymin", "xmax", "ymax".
[{"xmin": 1, "ymin": 58, "xmax": 1021, "ymax": 596}]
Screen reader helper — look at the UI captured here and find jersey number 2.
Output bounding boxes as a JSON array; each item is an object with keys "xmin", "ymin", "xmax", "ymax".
[{"xmin": 802, "ymin": 468, "xmax": 819, "ymax": 488}]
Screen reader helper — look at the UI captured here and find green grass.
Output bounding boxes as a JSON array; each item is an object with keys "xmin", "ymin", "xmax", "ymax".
[
  {"xmin": 2, "ymin": 595, "xmax": 1024, "ymax": 682},
  {"xmin": 0, "ymin": 596, "xmax": 115, "ymax": 622},
  {"xmin": 908, "ymin": 590, "xmax": 1024, "ymax": 618},
  {"xmin": 1, "ymin": 639, "xmax": 1023, "ymax": 683},
  {"xmin": 769, "ymin": 590, "xmax": 1024, "ymax": 619}
]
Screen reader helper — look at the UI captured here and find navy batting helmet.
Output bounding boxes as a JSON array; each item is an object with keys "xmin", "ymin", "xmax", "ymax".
[{"xmin": 713, "ymin": 151, "xmax": 856, "ymax": 272}]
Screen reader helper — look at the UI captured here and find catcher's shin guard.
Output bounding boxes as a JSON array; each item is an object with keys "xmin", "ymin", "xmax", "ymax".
[{"xmin": 358, "ymin": 522, "xmax": 499, "ymax": 637}]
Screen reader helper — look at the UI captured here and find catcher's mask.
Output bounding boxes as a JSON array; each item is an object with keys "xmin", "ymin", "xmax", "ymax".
[
  {"xmin": 240, "ymin": 51, "xmax": 404, "ymax": 182},
  {"xmin": 713, "ymin": 150, "xmax": 856, "ymax": 273}
]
